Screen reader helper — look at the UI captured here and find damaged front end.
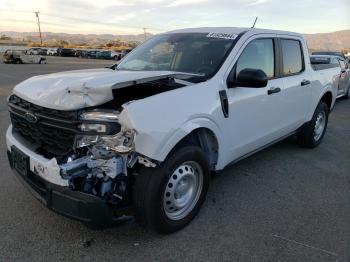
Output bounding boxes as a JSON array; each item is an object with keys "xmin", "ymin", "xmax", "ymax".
[
  {"xmin": 7, "ymin": 94, "xmax": 157, "ymax": 221},
  {"xmin": 6, "ymin": 70, "xmax": 197, "ymax": 226},
  {"xmin": 61, "ymin": 122, "xmax": 138, "ymax": 207}
]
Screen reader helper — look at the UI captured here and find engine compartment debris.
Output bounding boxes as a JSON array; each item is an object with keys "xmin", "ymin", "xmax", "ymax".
[{"xmin": 58, "ymin": 134, "xmax": 141, "ymax": 205}]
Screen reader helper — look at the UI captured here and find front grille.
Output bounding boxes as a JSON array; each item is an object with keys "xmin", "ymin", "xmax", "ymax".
[
  {"xmin": 9, "ymin": 95, "xmax": 77, "ymax": 120},
  {"xmin": 8, "ymin": 95, "xmax": 79, "ymax": 156}
]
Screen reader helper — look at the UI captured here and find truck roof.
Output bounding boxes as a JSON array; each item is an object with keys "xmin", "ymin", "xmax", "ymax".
[{"xmin": 166, "ymin": 27, "xmax": 303, "ymax": 37}]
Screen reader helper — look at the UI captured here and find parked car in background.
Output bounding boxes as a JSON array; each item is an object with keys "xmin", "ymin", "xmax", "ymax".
[
  {"xmin": 346, "ymin": 53, "xmax": 350, "ymax": 61},
  {"xmin": 47, "ymin": 48, "xmax": 58, "ymax": 56},
  {"xmin": 6, "ymin": 27, "xmax": 338, "ymax": 233},
  {"xmin": 3, "ymin": 49, "xmax": 47, "ymax": 64},
  {"xmin": 311, "ymin": 55, "xmax": 350, "ymax": 98},
  {"xmin": 58, "ymin": 48, "xmax": 76, "ymax": 57},
  {"xmin": 27, "ymin": 48, "xmax": 41, "ymax": 55},
  {"xmin": 86, "ymin": 50, "xmax": 98, "ymax": 59},
  {"xmin": 120, "ymin": 49, "xmax": 132, "ymax": 59},
  {"xmin": 111, "ymin": 50, "xmax": 122, "ymax": 60},
  {"xmin": 312, "ymin": 51, "xmax": 348, "ymax": 61},
  {"xmin": 38, "ymin": 49, "xmax": 48, "ymax": 56},
  {"xmin": 74, "ymin": 49, "xmax": 83, "ymax": 57},
  {"xmin": 96, "ymin": 50, "xmax": 112, "ymax": 59}
]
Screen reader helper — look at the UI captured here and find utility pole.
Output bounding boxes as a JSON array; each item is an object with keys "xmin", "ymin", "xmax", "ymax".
[
  {"xmin": 34, "ymin": 11, "xmax": 43, "ymax": 46},
  {"xmin": 143, "ymin": 28, "xmax": 147, "ymax": 42}
]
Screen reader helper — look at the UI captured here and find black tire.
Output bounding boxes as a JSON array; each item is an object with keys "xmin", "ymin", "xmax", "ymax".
[
  {"xmin": 297, "ymin": 101, "xmax": 329, "ymax": 148},
  {"xmin": 15, "ymin": 59, "xmax": 22, "ymax": 64},
  {"xmin": 133, "ymin": 146, "xmax": 210, "ymax": 233}
]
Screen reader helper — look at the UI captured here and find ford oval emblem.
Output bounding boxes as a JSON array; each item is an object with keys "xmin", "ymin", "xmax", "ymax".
[{"xmin": 24, "ymin": 112, "xmax": 38, "ymax": 123}]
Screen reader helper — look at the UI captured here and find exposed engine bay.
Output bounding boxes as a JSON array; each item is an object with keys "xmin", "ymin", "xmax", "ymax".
[{"xmin": 59, "ymin": 141, "xmax": 136, "ymax": 206}]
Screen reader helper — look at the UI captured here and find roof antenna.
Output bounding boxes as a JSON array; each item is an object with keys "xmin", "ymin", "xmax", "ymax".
[{"xmin": 251, "ymin": 17, "xmax": 258, "ymax": 28}]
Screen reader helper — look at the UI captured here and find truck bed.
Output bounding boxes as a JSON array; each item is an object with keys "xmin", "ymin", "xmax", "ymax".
[{"xmin": 311, "ymin": 63, "xmax": 339, "ymax": 71}]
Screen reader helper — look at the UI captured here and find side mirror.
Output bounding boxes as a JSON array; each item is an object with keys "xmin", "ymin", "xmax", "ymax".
[{"xmin": 228, "ymin": 68, "xmax": 268, "ymax": 88}]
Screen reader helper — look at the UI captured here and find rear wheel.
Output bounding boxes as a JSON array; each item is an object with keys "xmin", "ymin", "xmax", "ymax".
[
  {"xmin": 15, "ymin": 59, "xmax": 22, "ymax": 64},
  {"xmin": 133, "ymin": 146, "xmax": 210, "ymax": 233},
  {"xmin": 298, "ymin": 101, "xmax": 329, "ymax": 148}
]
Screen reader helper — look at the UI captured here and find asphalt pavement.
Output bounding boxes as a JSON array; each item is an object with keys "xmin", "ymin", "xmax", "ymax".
[{"xmin": 0, "ymin": 55, "xmax": 349, "ymax": 262}]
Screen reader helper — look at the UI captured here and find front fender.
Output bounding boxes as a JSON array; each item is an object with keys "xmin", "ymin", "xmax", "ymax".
[{"xmin": 131, "ymin": 116, "xmax": 225, "ymax": 170}]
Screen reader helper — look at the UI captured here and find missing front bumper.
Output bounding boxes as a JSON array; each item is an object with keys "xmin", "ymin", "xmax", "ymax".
[{"xmin": 7, "ymin": 150, "xmax": 134, "ymax": 228}]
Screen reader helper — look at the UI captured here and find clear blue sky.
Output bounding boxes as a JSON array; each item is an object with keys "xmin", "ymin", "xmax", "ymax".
[{"xmin": 0, "ymin": 0, "xmax": 349, "ymax": 35}]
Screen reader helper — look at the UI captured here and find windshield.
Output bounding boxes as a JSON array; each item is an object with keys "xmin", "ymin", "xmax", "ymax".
[{"xmin": 117, "ymin": 33, "xmax": 237, "ymax": 80}]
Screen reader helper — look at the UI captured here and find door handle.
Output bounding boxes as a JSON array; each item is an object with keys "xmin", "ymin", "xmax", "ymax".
[
  {"xmin": 301, "ymin": 80, "xmax": 311, "ymax": 86},
  {"xmin": 267, "ymin": 87, "xmax": 281, "ymax": 95}
]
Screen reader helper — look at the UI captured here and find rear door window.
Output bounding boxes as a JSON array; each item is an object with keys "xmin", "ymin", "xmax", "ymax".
[{"xmin": 281, "ymin": 39, "xmax": 304, "ymax": 75}]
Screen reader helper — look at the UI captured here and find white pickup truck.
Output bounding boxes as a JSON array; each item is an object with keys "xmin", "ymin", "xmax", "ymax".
[{"xmin": 6, "ymin": 27, "xmax": 337, "ymax": 233}]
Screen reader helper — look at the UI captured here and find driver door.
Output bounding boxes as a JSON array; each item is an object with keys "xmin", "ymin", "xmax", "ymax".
[{"xmin": 223, "ymin": 37, "xmax": 288, "ymax": 162}]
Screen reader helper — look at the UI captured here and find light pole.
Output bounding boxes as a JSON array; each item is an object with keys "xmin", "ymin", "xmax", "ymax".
[
  {"xmin": 143, "ymin": 27, "xmax": 147, "ymax": 42},
  {"xmin": 34, "ymin": 11, "xmax": 43, "ymax": 46}
]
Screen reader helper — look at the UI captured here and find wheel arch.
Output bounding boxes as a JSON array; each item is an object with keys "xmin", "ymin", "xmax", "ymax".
[
  {"xmin": 147, "ymin": 119, "xmax": 223, "ymax": 171},
  {"xmin": 320, "ymin": 91, "xmax": 333, "ymax": 111},
  {"xmin": 167, "ymin": 127, "xmax": 219, "ymax": 171}
]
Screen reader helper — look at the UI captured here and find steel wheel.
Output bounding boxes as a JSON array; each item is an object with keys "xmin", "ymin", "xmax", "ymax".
[
  {"xmin": 313, "ymin": 111, "xmax": 326, "ymax": 141},
  {"xmin": 163, "ymin": 161, "xmax": 203, "ymax": 221}
]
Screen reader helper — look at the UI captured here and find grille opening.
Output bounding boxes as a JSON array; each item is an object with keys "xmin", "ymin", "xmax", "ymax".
[{"xmin": 9, "ymin": 95, "xmax": 78, "ymax": 157}]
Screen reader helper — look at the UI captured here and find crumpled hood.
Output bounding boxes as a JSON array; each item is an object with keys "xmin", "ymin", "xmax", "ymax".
[{"xmin": 13, "ymin": 68, "xmax": 193, "ymax": 110}]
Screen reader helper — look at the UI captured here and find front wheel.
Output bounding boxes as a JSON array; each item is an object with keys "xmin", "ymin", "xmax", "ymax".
[
  {"xmin": 298, "ymin": 101, "xmax": 329, "ymax": 148},
  {"xmin": 133, "ymin": 146, "xmax": 210, "ymax": 233}
]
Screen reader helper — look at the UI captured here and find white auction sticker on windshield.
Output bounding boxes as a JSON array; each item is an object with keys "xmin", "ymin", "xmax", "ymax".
[{"xmin": 206, "ymin": 32, "xmax": 238, "ymax": 40}]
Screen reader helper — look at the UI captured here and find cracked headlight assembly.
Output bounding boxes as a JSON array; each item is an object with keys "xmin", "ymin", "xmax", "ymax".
[
  {"xmin": 75, "ymin": 128, "xmax": 136, "ymax": 154},
  {"xmin": 75, "ymin": 135, "xmax": 99, "ymax": 148},
  {"xmin": 76, "ymin": 110, "xmax": 136, "ymax": 154},
  {"xmin": 100, "ymin": 128, "xmax": 136, "ymax": 154}
]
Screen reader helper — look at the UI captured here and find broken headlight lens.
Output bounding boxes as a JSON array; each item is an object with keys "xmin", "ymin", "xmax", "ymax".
[
  {"xmin": 75, "ymin": 129, "xmax": 136, "ymax": 153},
  {"xmin": 100, "ymin": 128, "xmax": 136, "ymax": 154},
  {"xmin": 75, "ymin": 135, "xmax": 99, "ymax": 148},
  {"xmin": 76, "ymin": 110, "xmax": 136, "ymax": 153}
]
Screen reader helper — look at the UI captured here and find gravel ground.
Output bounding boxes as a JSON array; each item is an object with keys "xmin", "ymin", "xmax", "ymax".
[{"xmin": 0, "ymin": 55, "xmax": 349, "ymax": 262}]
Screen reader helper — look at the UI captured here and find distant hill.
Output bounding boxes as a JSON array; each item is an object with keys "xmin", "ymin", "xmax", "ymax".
[
  {"xmin": 0, "ymin": 31, "xmax": 151, "ymax": 45},
  {"xmin": 305, "ymin": 30, "xmax": 350, "ymax": 51},
  {"xmin": 1, "ymin": 29, "xmax": 349, "ymax": 51}
]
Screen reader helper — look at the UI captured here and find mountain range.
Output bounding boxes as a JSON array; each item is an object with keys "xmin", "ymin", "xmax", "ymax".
[
  {"xmin": 1, "ymin": 29, "xmax": 349, "ymax": 51},
  {"xmin": 305, "ymin": 30, "xmax": 350, "ymax": 51},
  {"xmin": 0, "ymin": 31, "xmax": 150, "ymax": 45}
]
